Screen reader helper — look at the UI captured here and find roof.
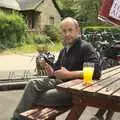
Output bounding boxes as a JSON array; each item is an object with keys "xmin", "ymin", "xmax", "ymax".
[
  {"xmin": 0, "ymin": 0, "xmax": 60, "ymax": 11},
  {"xmin": 0, "ymin": 0, "xmax": 62, "ymax": 16},
  {"xmin": 17, "ymin": 0, "xmax": 43, "ymax": 11},
  {"xmin": 0, "ymin": 0, "xmax": 20, "ymax": 10}
]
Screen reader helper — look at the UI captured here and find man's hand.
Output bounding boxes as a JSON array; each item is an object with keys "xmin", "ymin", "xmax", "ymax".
[
  {"xmin": 44, "ymin": 63, "xmax": 54, "ymax": 77},
  {"xmin": 54, "ymin": 67, "xmax": 70, "ymax": 80}
]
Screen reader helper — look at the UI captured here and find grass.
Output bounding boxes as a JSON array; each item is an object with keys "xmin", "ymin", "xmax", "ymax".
[
  {"xmin": 0, "ymin": 42, "xmax": 63, "ymax": 54},
  {"xmin": 49, "ymin": 42, "xmax": 63, "ymax": 52}
]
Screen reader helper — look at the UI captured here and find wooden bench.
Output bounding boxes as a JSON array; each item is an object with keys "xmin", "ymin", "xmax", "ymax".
[{"xmin": 20, "ymin": 105, "xmax": 71, "ymax": 120}]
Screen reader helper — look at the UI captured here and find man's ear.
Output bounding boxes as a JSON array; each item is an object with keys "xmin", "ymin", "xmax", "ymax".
[{"xmin": 77, "ymin": 26, "xmax": 80, "ymax": 33}]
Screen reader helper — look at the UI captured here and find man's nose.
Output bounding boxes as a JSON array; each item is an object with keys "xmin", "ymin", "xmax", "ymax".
[{"xmin": 65, "ymin": 31, "xmax": 70, "ymax": 36}]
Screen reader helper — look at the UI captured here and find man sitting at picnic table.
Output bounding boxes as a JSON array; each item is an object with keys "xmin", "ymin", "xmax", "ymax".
[{"xmin": 12, "ymin": 17, "xmax": 101, "ymax": 120}]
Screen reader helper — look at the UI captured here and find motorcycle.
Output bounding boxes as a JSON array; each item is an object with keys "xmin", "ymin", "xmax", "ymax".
[
  {"xmin": 96, "ymin": 40, "xmax": 120, "ymax": 70},
  {"xmin": 36, "ymin": 48, "xmax": 55, "ymax": 76}
]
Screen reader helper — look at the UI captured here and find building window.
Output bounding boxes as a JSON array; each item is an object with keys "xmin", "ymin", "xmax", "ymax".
[{"xmin": 49, "ymin": 16, "xmax": 54, "ymax": 24}]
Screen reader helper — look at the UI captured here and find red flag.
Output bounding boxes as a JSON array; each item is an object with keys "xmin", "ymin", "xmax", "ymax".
[{"xmin": 98, "ymin": 0, "xmax": 120, "ymax": 25}]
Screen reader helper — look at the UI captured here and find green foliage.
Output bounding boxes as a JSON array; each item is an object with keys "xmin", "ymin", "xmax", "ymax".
[
  {"xmin": 83, "ymin": 26, "xmax": 120, "ymax": 43},
  {"xmin": 0, "ymin": 10, "xmax": 27, "ymax": 49},
  {"xmin": 0, "ymin": 42, "xmax": 63, "ymax": 54},
  {"xmin": 56, "ymin": 0, "xmax": 75, "ymax": 17},
  {"xmin": 25, "ymin": 32, "xmax": 52, "ymax": 45},
  {"xmin": 33, "ymin": 34, "xmax": 51, "ymax": 44},
  {"xmin": 56, "ymin": 0, "xmax": 109, "ymax": 26},
  {"xmin": 24, "ymin": 33, "xmax": 34, "ymax": 44},
  {"xmin": 74, "ymin": 0, "xmax": 100, "ymax": 23},
  {"xmin": 43, "ymin": 25, "xmax": 61, "ymax": 42},
  {"xmin": 84, "ymin": 26, "xmax": 120, "ymax": 33}
]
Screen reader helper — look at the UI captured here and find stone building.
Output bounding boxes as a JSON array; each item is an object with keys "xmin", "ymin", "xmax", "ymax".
[{"xmin": 0, "ymin": 0, "xmax": 62, "ymax": 31}]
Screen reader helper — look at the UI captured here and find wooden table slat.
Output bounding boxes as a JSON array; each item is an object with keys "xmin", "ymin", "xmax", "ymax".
[
  {"xmin": 70, "ymin": 81, "xmax": 98, "ymax": 91},
  {"xmin": 98, "ymin": 78, "xmax": 120, "ymax": 95},
  {"xmin": 57, "ymin": 79, "xmax": 82, "ymax": 89},
  {"xmin": 102, "ymin": 65, "xmax": 120, "ymax": 74},
  {"xmin": 112, "ymin": 88, "xmax": 120, "ymax": 97},
  {"xmin": 70, "ymin": 82, "xmax": 88, "ymax": 90},
  {"xmin": 101, "ymin": 67, "xmax": 120, "ymax": 80},
  {"xmin": 82, "ymin": 73, "xmax": 120, "ymax": 93},
  {"xmin": 69, "ymin": 72, "xmax": 120, "ymax": 93}
]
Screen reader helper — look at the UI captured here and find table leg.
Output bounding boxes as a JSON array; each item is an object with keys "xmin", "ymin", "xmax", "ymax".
[
  {"xmin": 105, "ymin": 110, "xmax": 114, "ymax": 120},
  {"xmin": 65, "ymin": 104, "xmax": 86, "ymax": 120}
]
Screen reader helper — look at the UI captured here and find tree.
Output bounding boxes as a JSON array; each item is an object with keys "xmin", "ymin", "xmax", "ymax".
[
  {"xmin": 56, "ymin": 0, "xmax": 101, "ymax": 25},
  {"xmin": 74, "ymin": 0, "xmax": 101, "ymax": 25},
  {"xmin": 56, "ymin": 0, "xmax": 76, "ymax": 17}
]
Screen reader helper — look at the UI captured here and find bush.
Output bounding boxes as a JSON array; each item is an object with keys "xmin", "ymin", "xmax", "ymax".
[
  {"xmin": 43, "ymin": 25, "xmax": 61, "ymax": 42},
  {"xmin": 24, "ymin": 33, "xmax": 34, "ymax": 44},
  {"xmin": 83, "ymin": 26, "xmax": 120, "ymax": 43},
  {"xmin": 0, "ymin": 11, "xmax": 27, "ymax": 49},
  {"xmin": 33, "ymin": 34, "xmax": 51, "ymax": 44},
  {"xmin": 83, "ymin": 26, "xmax": 120, "ymax": 34},
  {"xmin": 25, "ymin": 33, "xmax": 51, "ymax": 44}
]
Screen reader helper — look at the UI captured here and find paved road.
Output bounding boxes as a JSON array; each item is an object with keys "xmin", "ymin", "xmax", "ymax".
[
  {"xmin": 0, "ymin": 52, "xmax": 59, "ymax": 80},
  {"xmin": 0, "ymin": 53, "xmax": 120, "ymax": 120},
  {"xmin": 0, "ymin": 53, "xmax": 37, "ymax": 71},
  {"xmin": 0, "ymin": 52, "xmax": 58, "ymax": 71}
]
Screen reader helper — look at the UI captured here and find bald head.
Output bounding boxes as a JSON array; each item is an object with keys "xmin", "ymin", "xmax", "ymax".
[
  {"xmin": 60, "ymin": 17, "xmax": 80, "ymax": 46},
  {"xmin": 61, "ymin": 17, "xmax": 80, "ymax": 29}
]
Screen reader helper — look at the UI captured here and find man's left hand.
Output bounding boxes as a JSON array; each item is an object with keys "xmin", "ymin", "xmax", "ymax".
[{"xmin": 54, "ymin": 67, "xmax": 70, "ymax": 80}]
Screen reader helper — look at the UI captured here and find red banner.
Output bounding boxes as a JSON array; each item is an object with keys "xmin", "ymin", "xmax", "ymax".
[{"xmin": 98, "ymin": 0, "xmax": 120, "ymax": 25}]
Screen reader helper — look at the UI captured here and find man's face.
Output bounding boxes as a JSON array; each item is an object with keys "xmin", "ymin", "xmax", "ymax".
[{"xmin": 61, "ymin": 21, "xmax": 80, "ymax": 46}]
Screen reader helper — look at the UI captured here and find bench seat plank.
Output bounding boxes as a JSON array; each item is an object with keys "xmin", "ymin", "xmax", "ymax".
[{"xmin": 20, "ymin": 105, "xmax": 71, "ymax": 120}]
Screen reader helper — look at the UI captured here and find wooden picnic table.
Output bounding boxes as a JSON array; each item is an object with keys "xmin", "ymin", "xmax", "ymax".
[{"xmin": 57, "ymin": 65, "xmax": 120, "ymax": 120}]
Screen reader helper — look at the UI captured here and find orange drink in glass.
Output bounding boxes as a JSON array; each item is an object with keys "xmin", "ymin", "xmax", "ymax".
[{"xmin": 83, "ymin": 62, "xmax": 94, "ymax": 85}]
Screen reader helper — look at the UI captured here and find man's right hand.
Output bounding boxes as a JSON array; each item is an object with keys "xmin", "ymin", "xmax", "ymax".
[{"xmin": 44, "ymin": 63, "xmax": 54, "ymax": 77}]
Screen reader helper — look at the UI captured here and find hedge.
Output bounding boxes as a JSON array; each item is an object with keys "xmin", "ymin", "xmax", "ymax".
[{"xmin": 83, "ymin": 26, "xmax": 120, "ymax": 43}]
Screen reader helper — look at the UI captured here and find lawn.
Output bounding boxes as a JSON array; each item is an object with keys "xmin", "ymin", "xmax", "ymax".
[{"xmin": 0, "ymin": 42, "xmax": 63, "ymax": 54}]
